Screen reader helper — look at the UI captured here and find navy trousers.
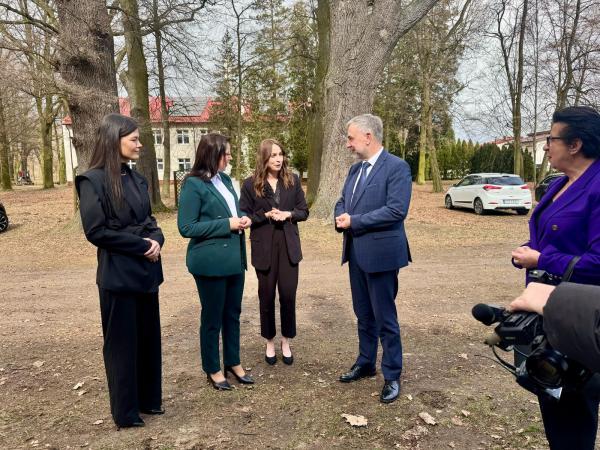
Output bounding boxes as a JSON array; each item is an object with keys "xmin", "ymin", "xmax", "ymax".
[{"xmin": 348, "ymin": 242, "xmax": 402, "ymax": 381}]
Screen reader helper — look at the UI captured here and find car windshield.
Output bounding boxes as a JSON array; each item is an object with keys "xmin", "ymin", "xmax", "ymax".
[{"xmin": 485, "ymin": 176, "xmax": 524, "ymax": 186}]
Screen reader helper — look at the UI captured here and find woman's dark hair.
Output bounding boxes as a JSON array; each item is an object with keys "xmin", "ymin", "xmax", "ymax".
[
  {"xmin": 188, "ymin": 133, "xmax": 230, "ymax": 181},
  {"xmin": 89, "ymin": 113, "xmax": 139, "ymax": 206},
  {"xmin": 252, "ymin": 138, "xmax": 293, "ymax": 197},
  {"xmin": 552, "ymin": 106, "xmax": 600, "ymax": 159}
]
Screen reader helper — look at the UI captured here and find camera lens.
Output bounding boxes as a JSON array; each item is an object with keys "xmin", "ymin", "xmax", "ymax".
[{"xmin": 526, "ymin": 351, "xmax": 569, "ymax": 389}]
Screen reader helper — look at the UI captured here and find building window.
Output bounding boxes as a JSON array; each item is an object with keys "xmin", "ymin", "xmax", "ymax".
[
  {"xmin": 178, "ymin": 158, "xmax": 191, "ymax": 171},
  {"xmin": 199, "ymin": 128, "xmax": 208, "ymax": 135},
  {"xmin": 127, "ymin": 161, "xmax": 137, "ymax": 170},
  {"xmin": 153, "ymin": 129, "xmax": 163, "ymax": 145},
  {"xmin": 157, "ymin": 158, "xmax": 163, "ymax": 171},
  {"xmin": 177, "ymin": 129, "xmax": 190, "ymax": 144}
]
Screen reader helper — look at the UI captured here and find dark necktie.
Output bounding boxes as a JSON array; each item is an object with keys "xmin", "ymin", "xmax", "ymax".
[{"xmin": 352, "ymin": 161, "xmax": 370, "ymax": 202}]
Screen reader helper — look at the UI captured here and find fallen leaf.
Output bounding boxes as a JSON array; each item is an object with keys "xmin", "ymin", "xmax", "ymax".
[
  {"xmin": 32, "ymin": 361, "xmax": 44, "ymax": 368},
  {"xmin": 341, "ymin": 413, "xmax": 368, "ymax": 427},
  {"xmin": 93, "ymin": 419, "xmax": 103, "ymax": 425},
  {"xmin": 77, "ymin": 390, "xmax": 87, "ymax": 396},
  {"xmin": 448, "ymin": 443, "xmax": 456, "ymax": 448},
  {"xmin": 406, "ymin": 394, "xmax": 413, "ymax": 401},
  {"xmin": 458, "ymin": 353, "xmax": 468, "ymax": 360},
  {"xmin": 461, "ymin": 410, "xmax": 471, "ymax": 417},
  {"xmin": 451, "ymin": 417, "xmax": 464, "ymax": 426},
  {"xmin": 418, "ymin": 412, "xmax": 437, "ymax": 425},
  {"xmin": 73, "ymin": 381, "xmax": 84, "ymax": 390}
]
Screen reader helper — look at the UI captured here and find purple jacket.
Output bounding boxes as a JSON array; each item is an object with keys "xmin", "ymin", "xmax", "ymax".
[{"xmin": 528, "ymin": 158, "xmax": 600, "ymax": 285}]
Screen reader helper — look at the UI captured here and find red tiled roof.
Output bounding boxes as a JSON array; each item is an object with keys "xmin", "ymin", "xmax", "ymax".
[{"xmin": 62, "ymin": 97, "xmax": 215, "ymax": 125}]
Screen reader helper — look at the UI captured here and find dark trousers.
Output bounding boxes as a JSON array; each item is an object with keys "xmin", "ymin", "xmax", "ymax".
[
  {"xmin": 256, "ymin": 229, "xmax": 298, "ymax": 340},
  {"xmin": 539, "ymin": 374, "xmax": 600, "ymax": 450},
  {"xmin": 348, "ymin": 242, "xmax": 402, "ymax": 381},
  {"xmin": 194, "ymin": 273, "xmax": 245, "ymax": 374},
  {"xmin": 98, "ymin": 288, "xmax": 162, "ymax": 426}
]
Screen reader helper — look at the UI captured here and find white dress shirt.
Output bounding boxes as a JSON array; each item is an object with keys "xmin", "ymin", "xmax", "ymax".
[
  {"xmin": 211, "ymin": 172, "xmax": 239, "ymax": 217},
  {"xmin": 352, "ymin": 147, "xmax": 384, "ymax": 195}
]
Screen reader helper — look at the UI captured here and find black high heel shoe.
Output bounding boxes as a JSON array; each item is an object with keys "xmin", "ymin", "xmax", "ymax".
[
  {"xmin": 225, "ymin": 366, "xmax": 255, "ymax": 384},
  {"xmin": 265, "ymin": 354, "xmax": 277, "ymax": 365},
  {"xmin": 281, "ymin": 342, "xmax": 294, "ymax": 365},
  {"xmin": 207, "ymin": 373, "xmax": 232, "ymax": 390}
]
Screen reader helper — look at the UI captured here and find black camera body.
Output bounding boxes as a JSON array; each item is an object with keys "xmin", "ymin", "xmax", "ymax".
[{"xmin": 472, "ymin": 303, "xmax": 591, "ymax": 400}]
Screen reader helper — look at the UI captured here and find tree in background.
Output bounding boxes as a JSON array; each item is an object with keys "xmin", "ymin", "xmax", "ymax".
[
  {"xmin": 307, "ymin": 0, "xmax": 439, "ymax": 219},
  {"xmin": 119, "ymin": 0, "xmax": 164, "ymax": 209},
  {"xmin": 285, "ymin": 0, "xmax": 317, "ymax": 176}
]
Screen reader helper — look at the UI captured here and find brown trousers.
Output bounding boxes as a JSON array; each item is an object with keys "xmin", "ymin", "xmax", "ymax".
[{"xmin": 256, "ymin": 228, "xmax": 298, "ymax": 339}]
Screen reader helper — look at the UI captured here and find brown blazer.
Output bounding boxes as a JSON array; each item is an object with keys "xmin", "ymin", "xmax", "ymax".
[{"xmin": 239, "ymin": 174, "xmax": 309, "ymax": 271}]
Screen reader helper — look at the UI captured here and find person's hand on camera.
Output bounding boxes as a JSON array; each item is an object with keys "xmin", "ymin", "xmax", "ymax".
[
  {"xmin": 511, "ymin": 245, "xmax": 541, "ymax": 269},
  {"xmin": 143, "ymin": 238, "xmax": 161, "ymax": 262},
  {"xmin": 507, "ymin": 282, "xmax": 556, "ymax": 315}
]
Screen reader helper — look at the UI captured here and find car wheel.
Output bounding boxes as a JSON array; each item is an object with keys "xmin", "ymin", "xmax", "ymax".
[
  {"xmin": 445, "ymin": 195, "xmax": 454, "ymax": 209},
  {"xmin": 0, "ymin": 210, "xmax": 8, "ymax": 232},
  {"xmin": 474, "ymin": 198, "xmax": 485, "ymax": 215},
  {"xmin": 516, "ymin": 208, "xmax": 529, "ymax": 216}
]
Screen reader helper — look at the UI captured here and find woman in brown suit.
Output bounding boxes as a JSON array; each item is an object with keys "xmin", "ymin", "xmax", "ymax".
[{"xmin": 240, "ymin": 139, "xmax": 309, "ymax": 365}]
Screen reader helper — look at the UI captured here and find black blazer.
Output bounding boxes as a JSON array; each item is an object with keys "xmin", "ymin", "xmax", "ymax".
[
  {"xmin": 239, "ymin": 174, "xmax": 308, "ymax": 271},
  {"xmin": 544, "ymin": 282, "xmax": 600, "ymax": 372},
  {"xmin": 76, "ymin": 167, "xmax": 164, "ymax": 293}
]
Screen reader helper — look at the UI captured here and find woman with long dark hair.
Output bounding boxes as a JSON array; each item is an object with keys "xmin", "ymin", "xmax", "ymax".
[
  {"xmin": 239, "ymin": 139, "xmax": 308, "ymax": 365},
  {"xmin": 178, "ymin": 133, "xmax": 254, "ymax": 390},
  {"xmin": 76, "ymin": 113, "xmax": 164, "ymax": 428}
]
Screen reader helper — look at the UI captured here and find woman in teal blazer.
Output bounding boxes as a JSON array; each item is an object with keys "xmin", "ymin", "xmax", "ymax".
[{"xmin": 178, "ymin": 133, "xmax": 254, "ymax": 390}]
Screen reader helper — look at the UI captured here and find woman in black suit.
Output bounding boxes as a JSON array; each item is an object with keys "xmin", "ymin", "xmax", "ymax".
[
  {"xmin": 76, "ymin": 114, "xmax": 164, "ymax": 428},
  {"xmin": 240, "ymin": 139, "xmax": 309, "ymax": 365}
]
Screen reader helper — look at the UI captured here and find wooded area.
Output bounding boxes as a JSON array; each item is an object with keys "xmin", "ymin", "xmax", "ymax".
[{"xmin": 1, "ymin": 0, "xmax": 599, "ymax": 217}]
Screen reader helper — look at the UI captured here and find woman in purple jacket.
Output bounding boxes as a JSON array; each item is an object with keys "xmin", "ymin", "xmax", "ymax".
[{"xmin": 511, "ymin": 106, "xmax": 600, "ymax": 450}]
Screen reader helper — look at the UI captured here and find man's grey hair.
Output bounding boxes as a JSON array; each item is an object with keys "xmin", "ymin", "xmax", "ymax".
[{"xmin": 346, "ymin": 114, "xmax": 384, "ymax": 143}]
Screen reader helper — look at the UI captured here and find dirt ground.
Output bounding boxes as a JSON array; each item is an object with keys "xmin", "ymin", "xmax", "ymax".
[{"xmin": 0, "ymin": 182, "xmax": 564, "ymax": 449}]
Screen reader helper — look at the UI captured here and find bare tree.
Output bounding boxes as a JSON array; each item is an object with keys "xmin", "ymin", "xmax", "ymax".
[
  {"xmin": 55, "ymin": 0, "xmax": 119, "ymax": 173},
  {"xmin": 307, "ymin": 0, "xmax": 439, "ymax": 219}
]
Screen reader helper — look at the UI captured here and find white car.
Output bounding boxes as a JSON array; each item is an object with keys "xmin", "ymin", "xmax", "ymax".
[{"xmin": 445, "ymin": 173, "xmax": 532, "ymax": 215}]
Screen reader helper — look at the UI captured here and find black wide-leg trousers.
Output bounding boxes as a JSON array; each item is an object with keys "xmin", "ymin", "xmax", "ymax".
[
  {"xmin": 256, "ymin": 229, "xmax": 298, "ymax": 340},
  {"xmin": 98, "ymin": 288, "xmax": 162, "ymax": 426}
]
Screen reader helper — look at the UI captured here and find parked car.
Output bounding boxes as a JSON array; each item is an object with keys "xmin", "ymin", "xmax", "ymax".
[
  {"xmin": 445, "ymin": 173, "xmax": 532, "ymax": 215},
  {"xmin": 535, "ymin": 172, "xmax": 564, "ymax": 202},
  {"xmin": 0, "ymin": 201, "xmax": 8, "ymax": 232}
]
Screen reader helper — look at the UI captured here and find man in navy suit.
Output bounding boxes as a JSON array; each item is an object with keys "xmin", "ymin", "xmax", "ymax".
[{"xmin": 334, "ymin": 114, "xmax": 412, "ymax": 403}]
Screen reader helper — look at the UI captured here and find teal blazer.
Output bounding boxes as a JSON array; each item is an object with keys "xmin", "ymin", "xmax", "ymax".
[{"xmin": 178, "ymin": 172, "xmax": 247, "ymax": 276}]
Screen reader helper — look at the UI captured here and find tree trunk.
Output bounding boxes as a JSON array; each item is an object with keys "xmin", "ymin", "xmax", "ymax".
[
  {"xmin": 55, "ymin": 0, "xmax": 120, "ymax": 173},
  {"xmin": 121, "ymin": 0, "xmax": 165, "ymax": 210},
  {"xmin": 152, "ymin": 0, "xmax": 172, "ymax": 199},
  {"xmin": 0, "ymin": 94, "xmax": 11, "ymax": 191},
  {"xmin": 417, "ymin": 70, "xmax": 430, "ymax": 185},
  {"xmin": 55, "ymin": 121, "xmax": 67, "ymax": 184},
  {"xmin": 427, "ymin": 114, "xmax": 442, "ymax": 193},
  {"xmin": 306, "ymin": 0, "xmax": 330, "ymax": 205},
  {"xmin": 309, "ymin": 0, "xmax": 439, "ymax": 219}
]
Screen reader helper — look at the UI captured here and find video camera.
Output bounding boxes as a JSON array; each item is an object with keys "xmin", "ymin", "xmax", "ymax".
[{"xmin": 472, "ymin": 301, "xmax": 591, "ymax": 401}]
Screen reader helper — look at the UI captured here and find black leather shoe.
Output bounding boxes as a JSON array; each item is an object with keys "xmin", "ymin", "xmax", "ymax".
[
  {"xmin": 380, "ymin": 380, "xmax": 400, "ymax": 403},
  {"xmin": 207, "ymin": 374, "xmax": 232, "ymax": 390},
  {"xmin": 225, "ymin": 366, "xmax": 255, "ymax": 384},
  {"xmin": 339, "ymin": 364, "xmax": 376, "ymax": 383},
  {"xmin": 265, "ymin": 354, "xmax": 277, "ymax": 365},
  {"xmin": 118, "ymin": 418, "xmax": 145, "ymax": 429},
  {"xmin": 281, "ymin": 343, "xmax": 293, "ymax": 365},
  {"xmin": 140, "ymin": 407, "xmax": 165, "ymax": 415}
]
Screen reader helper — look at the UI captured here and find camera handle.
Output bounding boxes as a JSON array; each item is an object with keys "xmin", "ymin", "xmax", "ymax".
[{"xmin": 562, "ymin": 255, "xmax": 581, "ymax": 282}]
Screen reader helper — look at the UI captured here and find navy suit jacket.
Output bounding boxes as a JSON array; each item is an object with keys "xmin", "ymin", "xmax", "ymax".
[
  {"xmin": 528, "ymin": 158, "xmax": 600, "ymax": 285},
  {"xmin": 334, "ymin": 150, "xmax": 412, "ymax": 273}
]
